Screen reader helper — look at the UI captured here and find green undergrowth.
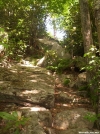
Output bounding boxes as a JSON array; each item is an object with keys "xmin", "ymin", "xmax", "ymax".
[
  {"xmin": 47, "ymin": 58, "xmax": 74, "ymax": 73},
  {"xmin": 0, "ymin": 111, "xmax": 29, "ymax": 134},
  {"xmin": 63, "ymin": 78, "xmax": 71, "ymax": 86},
  {"xmin": 84, "ymin": 112, "xmax": 100, "ymax": 123},
  {"xmin": 47, "ymin": 55, "xmax": 86, "ymax": 74}
]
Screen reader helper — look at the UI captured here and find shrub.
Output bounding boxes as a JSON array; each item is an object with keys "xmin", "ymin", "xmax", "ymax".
[
  {"xmin": 63, "ymin": 78, "xmax": 70, "ymax": 86},
  {"xmin": 0, "ymin": 111, "xmax": 29, "ymax": 134}
]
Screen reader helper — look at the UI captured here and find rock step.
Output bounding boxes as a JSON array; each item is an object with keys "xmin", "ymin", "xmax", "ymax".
[{"xmin": 54, "ymin": 90, "xmax": 90, "ymax": 104}]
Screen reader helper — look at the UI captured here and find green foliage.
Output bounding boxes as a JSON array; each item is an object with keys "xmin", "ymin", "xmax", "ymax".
[
  {"xmin": 0, "ymin": 0, "xmax": 47, "ymax": 59},
  {"xmin": 46, "ymin": 50, "xmax": 59, "ymax": 66},
  {"xmin": 79, "ymin": 85, "xmax": 89, "ymax": 91},
  {"xmin": 0, "ymin": 111, "xmax": 29, "ymax": 134},
  {"xmin": 58, "ymin": 1, "xmax": 97, "ymax": 57},
  {"xmin": 83, "ymin": 46, "xmax": 100, "ymax": 114},
  {"xmin": 84, "ymin": 46, "xmax": 100, "ymax": 71},
  {"xmin": 0, "ymin": 0, "xmax": 68, "ymax": 59},
  {"xmin": 0, "ymin": 27, "xmax": 8, "ymax": 44},
  {"xmin": 0, "ymin": 0, "xmax": 97, "ymax": 60},
  {"xmin": 0, "ymin": 27, "xmax": 8, "ymax": 51},
  {"xmin": 84, "ymin": 112, "xmax": 99, "ymax": 122},
  {"xmin": 63, "ymin": 78, "xmax": 70, "ymax": 86},
  {"xmin": 57, "ymin": 59, "xmax": 73, "ymax": 73},
  {"xmin": 47, "ymin": 58, "xmax": 73, "ymax": 73},
  {"xmin": 47, "ymin": 66, "xmax": 57, "ymax": 72},
  {"xmin": 58, "ymin": 1, "xmax": 84, "ymax": 56}
]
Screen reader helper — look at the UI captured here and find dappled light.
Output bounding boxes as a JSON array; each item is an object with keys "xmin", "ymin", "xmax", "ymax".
[
  {"xmin": 20, "ymin": 106, "xmax": 48, "ymax": 112},
  {"xmin": 29, "ymin": 79, "xmax": 37, "ymax": 82},
  {"xmin": 0, "ymin": 81, "xmax": 4, "ymax": 84},
  {"xmin": 0, "ymin": 0, "xmax": 100, "ymax": 133},
  {"xmin": 22, "ymin": 90, "xmax": 40, "ymax": 95},
  {"xmin": 30, "ymin": 107, "xmax": 48, "ymax": 112}
]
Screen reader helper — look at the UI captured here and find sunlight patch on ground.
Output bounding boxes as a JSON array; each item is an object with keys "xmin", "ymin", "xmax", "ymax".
[
  {"xmin": 0, "ymin": 81, "xmax": 4, "ymax": 84},
  {"xmin": 47, "ymin": 71, "xmax": 52, "ymax": 75},
  {"xmin": 17, "ymin": 60, "xmax": 36, "ymax": 67},
  {"xmin": 62, "ymin": 104, "xmax": 69, "ymax": 107},
  {"xmin": 22, "ymin": 90, "xmax": 40, "ymax": 95},
  {"xmin": 29, "ymin": 79, "xmax": 37, "ymax": 82},
  {"xmin": 20, "ymin": 106, "xmax": 48, "ymax": 111},
  {"xmin": 10, "ymin": 69, "xmax": 18, "ymax": 73},
  {"xmin": 30, "ymin": 107, "xmax": 48, "ymax": 111}
]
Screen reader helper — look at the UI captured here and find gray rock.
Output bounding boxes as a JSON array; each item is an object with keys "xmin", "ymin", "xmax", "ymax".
[
  {"xmin": 21, "ymin": 108, "xmax": 52, "ymax": 134},
  {"xmin": 37, "ymin": 38, "xmax": 71, "ymax": 67},
  {"xmin": 56, "ymin": 92, "xmax": 73, "ymax": 103},
  {"xmin": 37, "ymin": 56, "xmax": 47, "ymax": 67},
  {"xmin": 60, "ymin": 72, "xmax": 87, "ymax": 89},
  {"xmin": 53, "ymin": 108, "xmax": 95, "ymax": 132},
  {"xmin": 56, "ymin": 74, "xmax": 76, "ymax": 88},
  {"xmin": 0, "ymin": 65, "xmax": 55, "ymax": 108},
  {"xmin": 75, "ymin": 72, "xmax": 87, "ymax": 88}
]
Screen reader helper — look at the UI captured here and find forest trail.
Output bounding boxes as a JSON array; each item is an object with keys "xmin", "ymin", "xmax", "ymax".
[{"xmin": 0, "ymin": 61, "xmax": 99, "ymax": 134}]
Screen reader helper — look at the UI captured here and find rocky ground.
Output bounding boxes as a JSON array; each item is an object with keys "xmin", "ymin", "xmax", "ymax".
[{"xmin": 0, "ymin": 61, "xmax": 99, "ymax": 134}]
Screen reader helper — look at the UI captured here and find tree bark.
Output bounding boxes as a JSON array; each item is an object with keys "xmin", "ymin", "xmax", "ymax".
[
  {"xmin": 79, "ymin": 0, "xmax": 93, "ymax": 53},
  {"xmin": 93, "ymin": 0, "xmax": 100, "ymax": 129},
  {"xmin": 94, "ymin": 0, "xmax": 100, "ymax": 50},
  {"xmin": 79, "ymin": 1, "xmax": 98, "ymax": 124},
  {"xmin": 79, "ymin": 0, "xmax": 94, "ymax": 85}
]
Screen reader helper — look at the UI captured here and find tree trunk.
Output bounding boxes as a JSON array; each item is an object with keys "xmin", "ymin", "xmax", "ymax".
[
  {"xmin": 79, "ymin": 1, "xmax": 98, "ymax": 126},
  {"xmin": 94, "ymin": 3, "xmax": 100, "ymax": 88},
  {"xmin": 94, "ymin": 0, "xmax": 100, "ymax": 50},
  {"xmin": 79, "ymin": 0, "xmax": 93, "ymax": 85},
  {"xmin": 79, "ymin": 0, "xmax": 93, "ymax": 53},
  {"xmin": 93, "ymin": 0, "xmax": 100, "ymax": 129}
]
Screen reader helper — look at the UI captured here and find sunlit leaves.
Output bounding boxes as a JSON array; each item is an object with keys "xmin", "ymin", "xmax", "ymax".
[
  {"xmin": 0, "ymin": 111, "xmax": 29, "ymax": 133},
  {"xmin": 84, "ymin": 112, "xmax": 98, "ymax": 122}
]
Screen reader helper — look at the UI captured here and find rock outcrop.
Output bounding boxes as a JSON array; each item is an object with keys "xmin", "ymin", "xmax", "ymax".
[
  {"xmin": 0, "ymin": 61, "xmax": 99, "ymax": 134},
  {"xmin": 0, "ymin": 64, "xmax": 55, "ymax": 109}
]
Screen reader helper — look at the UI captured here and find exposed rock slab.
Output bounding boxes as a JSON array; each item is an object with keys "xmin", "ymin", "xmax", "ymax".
[{"xmin": 0, "ymin": 64, "xmax": 55, "ymax": 108}]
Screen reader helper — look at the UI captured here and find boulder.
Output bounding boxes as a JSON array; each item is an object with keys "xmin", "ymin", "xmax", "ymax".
[
  {"xmin": 59, "ymin": 72, "xmax": 87, "ymax": 89},
  {"xmin": 75, "ymin": 72, "xmax": 87, "ymax": 89},
  {"xmin": 50, "ymin": 42, "xmax": 70, "ymax": 58},
  {"xmin": 53, "ymin": 108, "xmax": 96, "ymax": 133},
  {"xmin": 37, "ymin": 37, "xmax": 71, "ymax": 67},
  {"xmin": 20, "ymin": 108, "xmax": 53, "ymax": 134},
  {"xmin": 56, "ymin": 74, "xmax": 75, "ymax": 88},
  {"xmin": 37, "ymin": 56, "xmax": 47, "ymax": 67}
]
